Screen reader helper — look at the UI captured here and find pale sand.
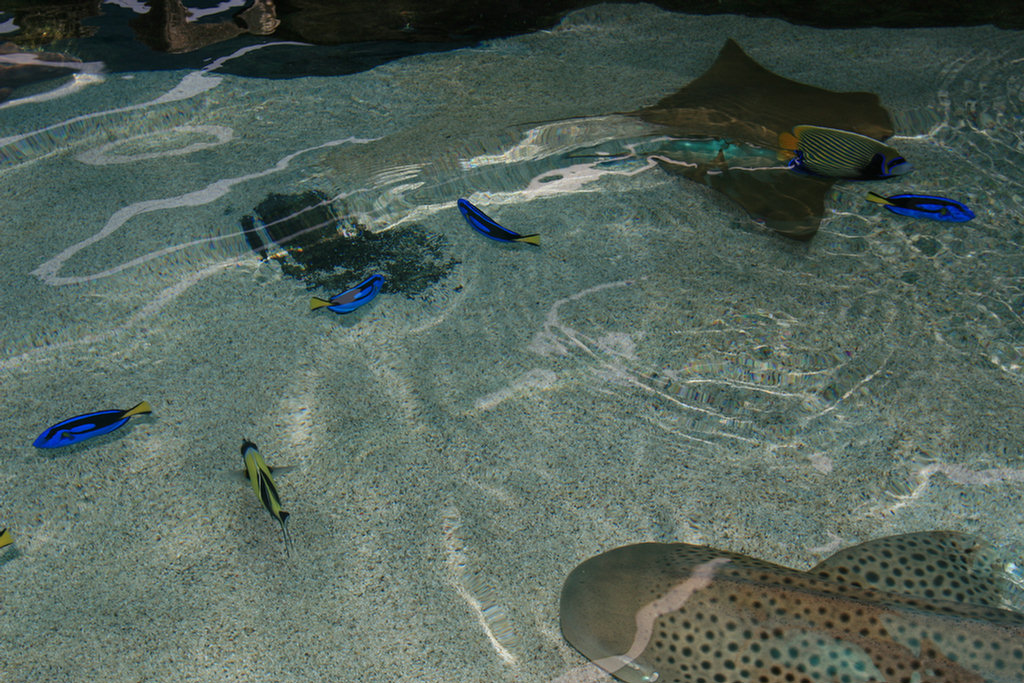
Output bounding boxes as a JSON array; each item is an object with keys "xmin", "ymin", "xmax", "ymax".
[{"xmin": 1, "ymin": 4, "xmax": 1023, "ymax": 681}]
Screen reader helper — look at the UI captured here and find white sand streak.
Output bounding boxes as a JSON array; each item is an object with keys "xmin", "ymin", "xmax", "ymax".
[
  {"xmin": 441, "ymin": 507, "xmax": 519, "ymax": 666},
  {"xmin": 31, "ymin": 136, "xmax": 377, "ymax": 286}
]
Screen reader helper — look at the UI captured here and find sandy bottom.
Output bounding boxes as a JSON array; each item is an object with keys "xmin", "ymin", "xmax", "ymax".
[{"xmin": 1, "ymin": 5, "xmax": 1023, "ymax": 681}]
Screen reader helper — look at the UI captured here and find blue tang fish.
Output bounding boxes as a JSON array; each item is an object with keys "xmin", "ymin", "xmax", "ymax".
[
  {"xmin": 779, "ymin": 125, "xmax": 912, "ymax": 180},
  {"xmin": 33, "ymin": 401, "xmax": 151, "ymax": 448},
  {"xmin": 457, "ymin": 198, "xmax": 539, "ymax": 245},
  {"xmin": 867, "ymin": 191, "xmax": 974, "ymax": 222},
  {"xmin": 310, "ymin": 273, "xmax": 384, "ymax": 314}
]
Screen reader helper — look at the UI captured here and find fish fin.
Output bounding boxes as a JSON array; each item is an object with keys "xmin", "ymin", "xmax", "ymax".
[
  {"xmin": 810, "ymin": 531, "xmax": 1018, "ymax": 611},
  {"xmin": 221, "ymin": 469, "xmax": 250, "ymax": 484},
  {"xmin": 865, "ymin": 191, "xmax": 891, "ymax": 205},
  {"xmin": 280, "ymin": 514, "xmax": 292, "ymax": 557},
  {"xmin": 777, "ymin": 131, "xmax": 799, "ymax": 152},
  {"xmin": 123, "ymin": 401, "xmax": 152, "ymax": 418},
  {"xmin": 515, "ymin": 233, "xmax": 541, "ymax": 246},
  {"xmin": 279, "ymin": 510, "xmax": 290, "ymax": 525},
  {"xmin": 310, "ymin": 297, "xmax": 332, "ymax": 311},
  {"xmin": 0, "ymin": 527, "xmax": 11, "ymax": 549}
]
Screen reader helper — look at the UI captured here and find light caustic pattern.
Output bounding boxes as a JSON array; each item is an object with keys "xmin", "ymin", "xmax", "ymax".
[
  {"xmin": 30, "ymin": 135, "xmax": 376, "ymax": 287},
  {"xmin": 866, "ymin": 461, "xmax": 1024, "ymax": 518},
  {"xmin": 441, "ymin": 507, "xmax": 519, "ymax": 667},
  {"xmin": 340, "ymin": 115, "xmax": 700, "ymax": 235},
  {"xmin": 516, "ymin": 276, "xmax": 898, "ymax": 452},
  {"xmin": 0, "ymin": 42, "xmax": 379, "ymax": 289}
]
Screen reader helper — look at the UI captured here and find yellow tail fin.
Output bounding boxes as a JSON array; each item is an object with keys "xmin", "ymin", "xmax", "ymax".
[
  {"xmin": 0, "ymin": 528, "xmax": 13, "ymax": 549},
  {"xmin": 516, "ymin": 234, "xmax": 540, "ymax": 246},
  {"xmin": 124, "ymin": 401, "xmax": 151, "ymax": 418},
  {"xmin": 310, "ymin": 297, "xmax": 332, "ymax": 311},
  {"xmin": 865, "ymin": 192, "xmax": 890, "ymax": 205},
  {"xmin": 776, "ymin": 131, "xmax": 799, "ymax": 161}
]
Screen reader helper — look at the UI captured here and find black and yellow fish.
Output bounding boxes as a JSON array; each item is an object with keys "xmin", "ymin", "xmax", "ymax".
[
  {"xmin": 240, "ymin": 439, "xmax": 292, "ymax": 555},
  {"xmin": 0, "ymin": 527, "xmax": 12, "ymax": 550},
  {"xmin": 779, "ymin": 124, "xmax": 912, "ymax": 179}
]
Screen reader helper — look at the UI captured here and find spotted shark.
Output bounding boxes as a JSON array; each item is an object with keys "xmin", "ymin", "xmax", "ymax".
[{"xmin": 560, "ymin": 532, "xmax": 1024, "ymax": 683}]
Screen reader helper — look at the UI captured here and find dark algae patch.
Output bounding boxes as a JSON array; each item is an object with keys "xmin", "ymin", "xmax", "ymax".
[{"xmin": 240, "ymin": 190, "xmax": 459, "ymax": 296}]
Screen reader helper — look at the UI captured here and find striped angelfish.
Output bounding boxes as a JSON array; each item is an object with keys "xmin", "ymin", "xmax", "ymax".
[{"xmin": 779, "ymin": 124, "xmax": 912, "ymax": 179}]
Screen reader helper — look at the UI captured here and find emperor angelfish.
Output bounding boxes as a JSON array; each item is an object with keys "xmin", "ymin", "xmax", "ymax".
[
  {"xmin": 779, "ymin": 125, "xmax": 912, "ymax": 179},
  {"xmin": 560, "ymin": 532, "xmax": 1024, "ymax": 683}
]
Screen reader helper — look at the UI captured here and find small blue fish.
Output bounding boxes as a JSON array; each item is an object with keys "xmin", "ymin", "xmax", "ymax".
[
  {"xmin": 310, "ymin": 274, "xmax": 385, "ymax": 314},
  {"xmin": 457, "ymin": 199, "xmax": 540, "ymax": 245},
  {"xmin": 866, "ymin": 191, "xmax": 974, "ymax": 222},
  {"xmin": 33, "ymin": 401, "xmax": 152, "ymax": 448}
]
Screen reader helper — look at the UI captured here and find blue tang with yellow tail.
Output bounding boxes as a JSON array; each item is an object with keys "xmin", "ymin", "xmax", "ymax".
[
  {"xmin": 33, "ymin": 401, "xmax": 151, "ymax": 448},
  {"xmin": 779, "ymin": 124, "xmax": 912, "ymax": 180},
  {"xmin": 310, "ymin": 273, "xmax": 384, "ymax": 314},
  {"xmin": 0, "ymin": 527, "xmax": 12, "ymax": 550},
  {"xmin": 867, "ymin": 191, "xmax": 974, "ymax": 222},
  {"xmin": 458, "ymin": 199, "xmax": 540, "ymax": 245}
]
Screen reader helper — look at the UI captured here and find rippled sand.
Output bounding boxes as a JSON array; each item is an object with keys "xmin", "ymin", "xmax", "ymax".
[{"xmin": 1, "ymin": 5, "xmax": 1023, "ymax": 681}]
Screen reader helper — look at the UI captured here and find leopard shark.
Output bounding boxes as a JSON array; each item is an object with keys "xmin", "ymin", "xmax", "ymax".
[{"xmin": 560, "ymin": 532, "xmax": 1024, "ymax": 683}]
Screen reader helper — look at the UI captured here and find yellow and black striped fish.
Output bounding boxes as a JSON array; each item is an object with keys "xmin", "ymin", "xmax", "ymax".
[
  {"xmin": 779, "ymin": 124, "xmax": 912, "ymax": 179},
  {"xmin": 240, "ymin": 440, "xmax": 292, "ymax": 556}
]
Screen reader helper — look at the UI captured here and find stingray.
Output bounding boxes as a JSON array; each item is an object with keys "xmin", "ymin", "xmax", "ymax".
[
  {"xmin": 561, "ymin": 532, "xmax": 1024, "ymax": 683},
  {"xmin": 631, "ymin": 39, "xmax": 895, "ymax": 240}
]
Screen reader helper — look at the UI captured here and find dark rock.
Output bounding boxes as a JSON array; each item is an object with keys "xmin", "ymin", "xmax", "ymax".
[{"xmin": 242, "ymin": 190, "xmax": 459, "ymax": 296}]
